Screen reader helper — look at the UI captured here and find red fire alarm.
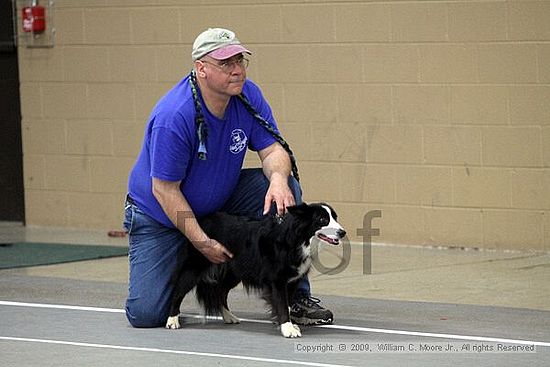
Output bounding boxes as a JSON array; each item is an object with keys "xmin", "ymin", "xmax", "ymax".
[{"xmin": 22, "ymin": 1, "xmax": 46, "ymax": 34}]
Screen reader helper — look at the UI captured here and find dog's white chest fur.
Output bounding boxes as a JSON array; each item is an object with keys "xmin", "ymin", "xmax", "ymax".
[{"xmin": 289, "ymin": 243, "xmax": 311, "ymax": 282}]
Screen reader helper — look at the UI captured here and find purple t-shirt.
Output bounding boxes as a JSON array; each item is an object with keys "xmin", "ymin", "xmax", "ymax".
[{"xmin": 128, "ymin": 75, "xmax": 278, "ymax": 227}]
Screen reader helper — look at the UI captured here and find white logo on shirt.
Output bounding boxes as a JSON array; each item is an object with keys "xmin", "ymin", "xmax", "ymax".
[{"xmin": 229, "ymin": 129, "xmax": 247, "ymax": 154}]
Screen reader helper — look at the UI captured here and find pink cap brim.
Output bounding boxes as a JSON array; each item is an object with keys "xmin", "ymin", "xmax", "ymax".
[{"xmin": 208, "ymin": 44, "xmax": 251, "ymax": 60}]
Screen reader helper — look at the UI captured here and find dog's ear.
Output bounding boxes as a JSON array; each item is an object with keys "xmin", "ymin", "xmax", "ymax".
[{"xmin": 287, "ymin": 203, "xmax": 311, "ymax": 217}]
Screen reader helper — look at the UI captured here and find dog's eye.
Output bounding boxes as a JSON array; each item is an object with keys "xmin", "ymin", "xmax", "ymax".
[{"xmin": 319, "ymin": 217, "xmax": 329, "ymax": 226}]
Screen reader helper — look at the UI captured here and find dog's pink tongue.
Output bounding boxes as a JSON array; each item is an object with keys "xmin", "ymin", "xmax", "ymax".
[{"xmin": 317, "ymin": 233, "xmax": 339, "ymax": 245}]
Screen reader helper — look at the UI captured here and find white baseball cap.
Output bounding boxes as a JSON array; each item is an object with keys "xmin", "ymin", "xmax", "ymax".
[{"xmin": 192, "ymin": 28, "xmax": 251, "ymax": 61}]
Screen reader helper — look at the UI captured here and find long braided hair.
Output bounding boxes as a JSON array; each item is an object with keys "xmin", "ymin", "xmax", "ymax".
[{"xmin": 188, "ymin": 70, "xmax": 300, "ymax": 182}]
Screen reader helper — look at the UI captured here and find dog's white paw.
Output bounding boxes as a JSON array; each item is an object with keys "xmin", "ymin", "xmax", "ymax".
[
  {"xmin": 222, "ymin": 307, "xmax": 240, "ymax": 324},
  {"xmin": 165, "ymin": 315, "xmax": 181, "ymax": 330},
  {"xmin": 280, "ymin": 322, "xmax": 301, "ymax": 338}
]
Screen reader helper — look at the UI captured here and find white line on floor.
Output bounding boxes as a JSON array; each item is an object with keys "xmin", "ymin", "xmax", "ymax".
[
  {"xmin": 316, "ymin": 324, "xmax": 550, "ymax": 347},
  {"xmin": 0, "ymin": 300, "xmax": 125, "ymax": 313},
  {"xmin": 1, "ymin": 300, "xmax": 549, "ymax": 347},
  {"xmin": 0, "ymin": 336, "xmax": 353, "ymax": 367}
]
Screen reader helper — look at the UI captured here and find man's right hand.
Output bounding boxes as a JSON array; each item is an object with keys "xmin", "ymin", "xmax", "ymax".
[{"xmin": 196, "ymin": 238, "xmax": 233, "ymax": 264}]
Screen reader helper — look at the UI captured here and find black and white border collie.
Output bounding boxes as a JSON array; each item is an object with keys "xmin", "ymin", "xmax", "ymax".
[{"xmin": 165, "ymin": 202, "xmax": 346, "ymax": 338}]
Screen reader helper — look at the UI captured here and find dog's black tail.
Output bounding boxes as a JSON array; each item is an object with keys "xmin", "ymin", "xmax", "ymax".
[
  {"xmin": 195, "ymin": 264, "xmax": 235, "ymax": 316},
  {"xmin": 195, "ymin": 282, "xmax": 225, "ymax": 316}
]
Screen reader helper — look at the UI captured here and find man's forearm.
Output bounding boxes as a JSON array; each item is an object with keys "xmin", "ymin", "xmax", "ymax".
[
  {"xmin": 258, "ymin": 143, "xmax": 296, "ymax": 215},
  {"xmin": 151, "ymin": 177, "xmax": 233, "ymax": 263},
  {"xmin": 151, "ymin": 178, "xmax": 208, "ymax": 245},
  {"xmin": 260, "ymin": 143, "xmax": 291, "ymax": 182}
]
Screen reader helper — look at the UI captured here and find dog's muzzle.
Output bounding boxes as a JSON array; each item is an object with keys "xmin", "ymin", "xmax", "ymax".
[{"xmin": 316, "ymin": 228, "xmax": 346, "ymax": 245}]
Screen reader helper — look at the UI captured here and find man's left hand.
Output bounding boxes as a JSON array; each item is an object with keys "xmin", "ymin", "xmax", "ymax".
[{"xmin": 263, "ymin": 173, "xmax": 295, "ymax": 216}]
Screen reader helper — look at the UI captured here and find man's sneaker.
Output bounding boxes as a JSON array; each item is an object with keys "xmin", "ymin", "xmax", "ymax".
[{"xmin": 290, "ymin": 296, "xmax": 333, "ymax": 325}]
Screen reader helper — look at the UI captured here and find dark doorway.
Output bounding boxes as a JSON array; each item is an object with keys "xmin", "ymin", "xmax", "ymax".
[{"xmin": 0, "ymin": 0, "xmax": 25, "ymax": 223}]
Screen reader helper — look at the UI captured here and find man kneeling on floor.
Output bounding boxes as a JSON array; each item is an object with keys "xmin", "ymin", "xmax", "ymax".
[{"xmin": 123, "ymin": 27, "xmax": 333, "ymax": 328}]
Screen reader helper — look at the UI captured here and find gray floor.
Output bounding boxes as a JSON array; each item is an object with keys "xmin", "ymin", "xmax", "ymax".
[
  {"xmin": 1, "ymin": 273, "xmax": 549, "ymax": 366},
  {"xmin": 1, "ymin": 224, "xmax": 549, "ymax": 366}
]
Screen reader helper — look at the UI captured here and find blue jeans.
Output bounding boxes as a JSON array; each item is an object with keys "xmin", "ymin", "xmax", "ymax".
[{"xmin": 124, "ymin": 168, "xmax": 310, "ymax": 328}]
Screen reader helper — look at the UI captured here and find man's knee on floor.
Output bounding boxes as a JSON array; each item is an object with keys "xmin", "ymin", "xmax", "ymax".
[{"xmin": 125, "ymin": 303, "xmax": 167, "ymax": 328}]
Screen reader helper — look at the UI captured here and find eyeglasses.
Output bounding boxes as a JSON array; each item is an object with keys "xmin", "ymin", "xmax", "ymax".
[{"xmin": 200, "ymin": 57, "xmax": 249, "ymax": 74}]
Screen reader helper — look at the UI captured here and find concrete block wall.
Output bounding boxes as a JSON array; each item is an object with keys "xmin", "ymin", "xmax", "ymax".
[{"xmin": 17, "ymin": 0, "xmax": 550, "ymax": 251}]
